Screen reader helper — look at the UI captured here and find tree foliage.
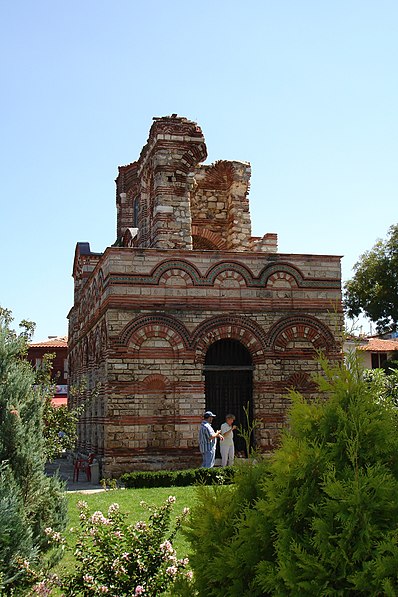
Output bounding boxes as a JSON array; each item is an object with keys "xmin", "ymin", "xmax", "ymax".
[
  {"xmin": 184, "ymin": 354, "xmax": 398, "ymax": 595},
  {"xmin": 344, "ymin": 223, "xmax": 398, "ymax": 333},
  {"xmin": 183, "ymin": 459, "xmax": 271, "ymax": 597},
  {"xmin": 0, "ymin": 308, "xmax": 67, "ymax": 594},
  {"xmin": 35, "ymin": 351, "xmax": 83, "ymax": 461}
]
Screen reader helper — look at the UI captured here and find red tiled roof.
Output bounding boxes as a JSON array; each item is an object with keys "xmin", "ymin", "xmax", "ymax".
[
  {"xmin": 52, "ymin": 395, "xmax": 68, "ymax": 407},
  {"xmin": 29, "ymin": 336, "xmax": 68, "ymax": 349},
  {"xmin": 359, "ymin": 338, "xmax": 398, "ymax": 352}
]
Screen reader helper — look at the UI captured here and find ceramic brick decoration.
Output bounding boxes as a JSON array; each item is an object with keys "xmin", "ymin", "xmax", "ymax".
[{"xmin": 68, "ymin": 116, "xmax": 343, "ymax": 476}]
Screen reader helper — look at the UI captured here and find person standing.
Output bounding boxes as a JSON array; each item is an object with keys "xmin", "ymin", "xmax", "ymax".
[
  {"xmin": 220, "ymin": 414, "xmax": 236, "ymax": 466},
  {"xmin": 199, "ymin": 411, "xmax": 223, "ymax": 468}
]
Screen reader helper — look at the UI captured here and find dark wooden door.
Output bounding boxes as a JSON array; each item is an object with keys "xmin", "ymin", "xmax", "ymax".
[{"xmin": 204, "ymin": 340, "xmax": 253, "ymax": 456}]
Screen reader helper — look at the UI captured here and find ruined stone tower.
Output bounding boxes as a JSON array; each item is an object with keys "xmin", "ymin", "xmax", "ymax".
[{"xmin": 68, "ymin": 115, "xmax": 342, "ymax": 476}]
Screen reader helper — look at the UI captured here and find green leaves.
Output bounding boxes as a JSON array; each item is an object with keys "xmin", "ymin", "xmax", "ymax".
[
  {"xmin": 186, "ymin": 355, "xmax": 398, "ymax": 595},
  {"xmin": 0, "ymin": 310, "xmax": 67, "ymax": 595},
  {"xmin": 58, "ymin": 497, "xmax": 192, "ymax": 596},
  {"xmin": 344, "ymin": 223, "xmax": 398, "ymax": 332}
]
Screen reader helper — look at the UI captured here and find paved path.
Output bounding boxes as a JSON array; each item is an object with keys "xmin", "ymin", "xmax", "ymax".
[{"xmin": 46, "ymin": 457, "xmax": 104, "ymax": 493}]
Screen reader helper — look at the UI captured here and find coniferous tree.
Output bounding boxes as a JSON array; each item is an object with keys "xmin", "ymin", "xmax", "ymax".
[
  {"xmin": 184, "ymin": 353, "xmax": 398, "ymax": 596},
  {"xmin": 0, "ymin": 308, "xmax": 67, "ymax": 594},
  {"xmin": 255, "ymin": 353, "xmax": 398, "ymax": 595}
]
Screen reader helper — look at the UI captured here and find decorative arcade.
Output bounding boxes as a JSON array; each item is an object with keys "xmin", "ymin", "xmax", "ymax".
[{"xmin": 68, "ymin": 115, "xmax": 343, "ymax": 476}]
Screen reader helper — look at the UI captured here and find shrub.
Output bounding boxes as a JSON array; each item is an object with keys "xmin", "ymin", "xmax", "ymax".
[
  {"xmin": 41, "ymin": 496, "xmax": 192, "ymax": 596},
  {"xmin": 182, "ymin": 457, "xmax": 271, "ymax": 597},
  {"xmin": 120, "ymin": 466, "xmax": 235, "ymax": 489},
  {"xmin": 185, "ymin": 354, "xmax": 398, "ymax": 595},
  {"xmin": 255, "ymin": 356, "xmax": 398, "ymax": 595}
]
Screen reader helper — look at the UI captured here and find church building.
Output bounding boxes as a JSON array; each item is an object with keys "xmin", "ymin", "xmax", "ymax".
[{"xmin": 68, "ymin": 115, "xmax": 342, "ymax": 476}]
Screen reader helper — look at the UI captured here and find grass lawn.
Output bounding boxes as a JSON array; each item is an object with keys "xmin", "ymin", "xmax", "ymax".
[{"xmin": 52, "ymin": 485, "xmax": 198, "ymax": 582}]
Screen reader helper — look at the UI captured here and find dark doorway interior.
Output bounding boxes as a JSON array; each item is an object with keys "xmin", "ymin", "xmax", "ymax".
[{"xmin": 204, "ymin": 339, "xmax": 253, "ymax": 457}]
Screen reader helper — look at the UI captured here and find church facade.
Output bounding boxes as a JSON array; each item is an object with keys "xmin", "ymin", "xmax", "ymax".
[{"xmin": 68, "ymin": 115, "xmax": 342, "ymax": 476}]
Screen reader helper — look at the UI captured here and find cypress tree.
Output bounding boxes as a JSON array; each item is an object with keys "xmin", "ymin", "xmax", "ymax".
[{"xmin": 0, "ymin": 309, "xmax": 67, "ymax": 594}]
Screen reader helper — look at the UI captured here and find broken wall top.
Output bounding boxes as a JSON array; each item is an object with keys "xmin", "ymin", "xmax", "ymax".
[{"xmin": 115, "ymin": 115, "xmax": 277, "ymax": 253}]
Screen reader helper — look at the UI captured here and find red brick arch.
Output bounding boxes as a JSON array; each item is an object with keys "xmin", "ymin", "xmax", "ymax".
[
  {"xmin": 266, "ymin": 271, "xmax": 298, "ymax": 288},
  {"xmin": 131, "ymin": 329, "xmax": 177, "ymax": 357},
  {"xmin": 267, "ymin": 316, "xmax": 337, "ymax": 352},
  {"xmin": 150, "ymin": 260, "xmax": 201, "ymax": 286},
  {"xmin": 285, "ymin": 371, "xmax": 318, "ymax": 392},
  {"xmin": 142, "ymin": 373, "xmax": 171, "ymax": 392},
  {"xmin": 117, "ymin": 313, "xmax": 191, "ymax": 355},
  {"xmin": 191, "ymin": 225, "xmax": 226, "ymax": 250},
  {"xmin": 192, "ymin": 315, "xmax": 267, "ymax": 364},
  {"xmin": 257, "ymin": 263, "xmax": 305, "ymax": 287},
  {"xmin": 158, "ymin": 268, "xmax": 193, "ymax": 287},
  {"xmin": 212, "ymin": 269, "xmax": 247, "ymax": 288}
]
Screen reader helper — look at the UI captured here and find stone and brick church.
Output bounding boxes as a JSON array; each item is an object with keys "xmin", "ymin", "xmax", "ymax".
[{"xmin": 68, "ymin": 115, "xmax": 343, "ymax": 476}]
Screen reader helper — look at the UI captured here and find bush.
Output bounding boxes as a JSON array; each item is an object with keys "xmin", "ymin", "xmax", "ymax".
[
  {"xmin": 39, "ymin": 496, "xmax": 192, "ymax": 596},
  {"xmin": 185, "ymin": 355, "xmax": 398, "ymax": 595},
  {"xmin": 255, "ymin": 356, "xmax": 398, "ymax": 596},
  {"xmin": 182, "ymin": 457, "xmax": 271, "ymax": 597},
  {"xmin": 120, "ymin": 466, "xmax": 235, "ymax": 489}
]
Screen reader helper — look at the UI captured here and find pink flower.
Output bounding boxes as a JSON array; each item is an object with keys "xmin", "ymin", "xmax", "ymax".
[
  {"xmin": 108, "ymin": 502, "xmax": 119, "ymax": 515},
  {"xmin": 135, "ymin": 586, "xmax": 144, "ymax": 595},
  {"xmin": 32, "ymin": 581, "xmax": 52, "ymax": 596},
  {"xmin": 83, "ymin": 574, "xmax": 94, "ymax": 584},
  {"xmin": 160, "ymin": 540, "xmax": 174, "ymax": 553},
  {"xmin": 166, "ymin": 565, "xmax": 178, "ymax": 576},
  {"xmin": 90, "ymin": 511, "xmax": 111, "ymax": 525}
]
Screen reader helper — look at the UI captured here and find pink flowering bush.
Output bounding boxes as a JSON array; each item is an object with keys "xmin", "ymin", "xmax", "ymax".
[{"xmin": 54, "ymin": 496, "xmax": 192, "ymax": 596}]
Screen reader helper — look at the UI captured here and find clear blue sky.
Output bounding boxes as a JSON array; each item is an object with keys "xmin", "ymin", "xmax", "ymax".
[{"xmin": 1, "ymin": 1, "xmax": 397, "ymax": 341}]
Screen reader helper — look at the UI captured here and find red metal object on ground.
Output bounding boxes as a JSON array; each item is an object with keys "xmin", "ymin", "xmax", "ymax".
[{"xmin": 73, "ymin": 453, "xmax": 95, "ymax": 482}]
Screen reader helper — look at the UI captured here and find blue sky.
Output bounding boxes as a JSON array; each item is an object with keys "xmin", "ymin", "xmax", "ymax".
[{"xmin": 1, "ymin": 1, "xmax": 397, "ymax": 341}]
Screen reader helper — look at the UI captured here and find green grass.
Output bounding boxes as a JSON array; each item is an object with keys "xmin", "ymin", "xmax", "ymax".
[{"xmin": 52, "ymin": 486, "xmax": 198, "ymax": 581}]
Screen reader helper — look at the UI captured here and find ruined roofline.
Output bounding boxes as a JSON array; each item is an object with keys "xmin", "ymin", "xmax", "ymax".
[
  {"xmin": 113, "ymin": 115, "xmax": 278, "ymax": 252},
  {"xmin": 116, "ymin": 117, "xmax": 252, "ymax": 183}
]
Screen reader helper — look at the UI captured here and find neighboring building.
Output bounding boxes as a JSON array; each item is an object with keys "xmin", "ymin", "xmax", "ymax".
[
  {"xmin": 27, "ymin": 336, "xmax": 68, "ymax": 406},
  {"xmin": 68, "ymin": 115, "xmax": 343, "ymax": 476},
  {"xmin": 344, "ymin": 336, "xmax": 398, "ymax": 369}
]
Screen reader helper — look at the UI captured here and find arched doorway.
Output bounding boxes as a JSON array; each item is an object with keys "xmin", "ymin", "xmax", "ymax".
[{"xmin": 203, "ymin": 339, "xmax": 253, "ymax": 457}]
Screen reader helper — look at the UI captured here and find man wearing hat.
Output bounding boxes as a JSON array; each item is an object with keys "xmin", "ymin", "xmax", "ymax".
[{"xmin": 198, "ymin": 411, "xmax": 224, "ymax": 468}]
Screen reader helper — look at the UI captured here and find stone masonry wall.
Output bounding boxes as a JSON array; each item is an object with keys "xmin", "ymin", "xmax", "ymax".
[
  {"xmin": 69, "ymin": 115, "xmax": 342, "ymax": 476},
  {"xmin": 69, "ymin": 244, "xmax": 342, "ymax": 476}
]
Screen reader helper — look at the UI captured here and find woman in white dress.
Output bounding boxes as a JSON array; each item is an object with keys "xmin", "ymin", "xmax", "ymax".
[{"xmin": 220, "ymin": 414, "xmax": 236, "ymax": 466}]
